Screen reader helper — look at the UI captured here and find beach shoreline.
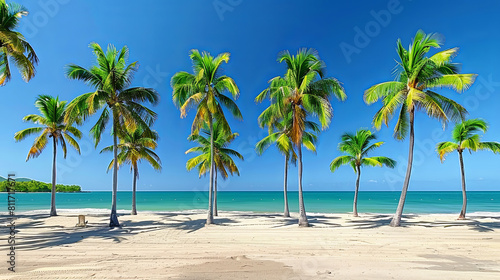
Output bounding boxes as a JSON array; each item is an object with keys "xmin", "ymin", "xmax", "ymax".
[{"xmin": 1, "ymin": 210, "xmax": 499, "ymax": 279}]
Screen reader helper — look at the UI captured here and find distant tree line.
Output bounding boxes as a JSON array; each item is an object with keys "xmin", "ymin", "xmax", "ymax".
[{"xmin": 0, "ymin": 181, "xmax": 81, "ymax": 192}]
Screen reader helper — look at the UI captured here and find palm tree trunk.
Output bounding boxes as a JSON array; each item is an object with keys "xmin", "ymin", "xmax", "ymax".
[
  {"xmin": 109, "ymin": 120, "xmax": 120, "ymax": 227},
  {"xmin": 353, "ymin": 165, "xmax": 361, "ymax": 217},
  {"xmin": 458, "ymin": 151, "xmax": 467, "ymax": 219},
  {"xmin": 283, "ymin": 155, "xmax": 290, "ymax": 218},
  {"xmin": 131, "ymin": 165, "xmax": 138, "ymax": 215},
  {"xmin": 206, "ymin": 117, "xmax": 215, "ymax": 225},
  {"xmin": 50, "ymin": 136, "xmax": 57, "ymax": 216},
  {"xmin": 390, "ymin": 107, "xmax": 415, "ymax": 227},
  {"xmin": 214, "ymin": 166, "xmax": 218, "ymax": 216},
  {"xmin": 297, "ymin": 144, "xmax": 309, "ymax": 227}
]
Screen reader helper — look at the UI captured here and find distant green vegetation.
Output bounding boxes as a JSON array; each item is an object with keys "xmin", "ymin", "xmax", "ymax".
[{"xmin": 0, "ymin": 180, "xmax": 81, "ymax": 192}]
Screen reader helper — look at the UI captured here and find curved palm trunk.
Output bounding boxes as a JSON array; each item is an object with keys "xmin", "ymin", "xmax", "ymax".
[
  {"xmin": 131, "ymin": 165, "xmax": 138, "ymax": 215},
  {"xmin": 283, "ymin": 155, "xmax": 290, "ymax": 218},
  {"xmin": 458, "ymin": 151, "xmax": 467, "ymax": 219},
  {"xmin": 50, "ymin": 137, "xmax": 57, "ymax": 216},
  {"xmin": 109, "ymin": 120, "xmax": 120, "ymax": 227},
  {"xmin": 206, "ymin": 117, "xmax": 215, "ymax": 225},
  {"xmin": 353, "ymin": 165, "xmax": 361, "ymax": 217},
  {"xmin": 390, "ymin": 108, "xmax": 415, "ymax": 227},
  {"xmin": 297, "ymin": 144, "xmax": 309, "ymax": 227},
  {"xmin": 214, "ymin": 166, "xmax": 218, "ymax": 217}
]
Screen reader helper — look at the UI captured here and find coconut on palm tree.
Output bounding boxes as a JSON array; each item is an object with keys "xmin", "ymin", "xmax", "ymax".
[
  {"xmin": 255, "ymin": 110, "xmax": 319, "ymax": 218},
  {"xmin": 330, "ymin": 129, "xmax": 396, "ymax": 217},
  {"xmin": 0, "ymin": 0, "xmax": 38, "ymax": 85},
  {"xmin": 171, "ymin": 49, "xmax": 242, "ymax": 225},
  {"xmin": 14, "ymin": 95, "xmax": 81, "ymax": 216},
  {"xmin": 364, "ymin": 30, "xmax": 477, "ymax": 226},
  {"xmin": 436, "ymin": 119, "xmax": 500, "ymax": 219},
  {"xmin": 101, "ymin": 127, "xmax": 161, "ymax": 215},
  {"xmin": 255, "ymin": 48, "xmax": 346, "ymax": 227},
  {"xmin": 65, "ymin": 43, "xmax": 159, "ymax": 227},
  {"xmin": 185, "ymin": 121, "xmax": 243, "ymax": 216}
]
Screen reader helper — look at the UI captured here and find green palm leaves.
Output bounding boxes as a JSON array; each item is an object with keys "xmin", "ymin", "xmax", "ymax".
[
  {"xmin": 65, "ymin": 43, "xmax": 159, "ymax": 143},
  {"xmin": 437, "ymin": 119, "xmax": 500, "ymax": 219},
  {"xmin": 172, "ymin": 49, "xmax": 242, "ymax": 225},
  {"xmin": 0, "ymin": 0, "xmax": 38, "ymax": 85},
  {"xmin": 437, "ymin": 119, "xmax": 500, "ymax": 160},
  {"xmin": 186, "ymin": 121, "xmax": 243, "ymax": 179},
  {"xmin": 66, "ymin": 43, "xmax": 159, "ymax": 227},
  {"xmin": 172, "ymin": 49, "xmax": 241, "ymax": 135},
  {"xmin": 364, "ymin": 30, "xmax": 477, "ymax": 227},
  {"xmin": 364, "ymin": 30, "xmax": 475, "ymax": 140},
  {"xmin": 15, "ymin": 95, "xmax": 81, "ymax": 216},
  {"xmin": 330, "ymin": 129, "xmax": 396, "ymax": 172},
  {"xmin": 15, "ymin": 95, "xmax": 82, "ymax": 160},
  {"xmin": 330, "ymin": 129, "xmax": 395, "ymax": 217},
  {"xmin": 256, "ymin": 48, "xmax": 346, "ymax": 145}
]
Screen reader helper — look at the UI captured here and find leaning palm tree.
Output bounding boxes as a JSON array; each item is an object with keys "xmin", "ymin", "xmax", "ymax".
[
  {"xmin": 65, "ymin": 43, "xmax": 159, "ymax": 227},
  {"xmin": 14, "ymin": 95, "xmax": 81, "ymax": 216},
  {"xmin": 185, "ymin": 121, "xmax": 243, "ymax": 216},
  {"xmin": 255, "ymin": 111, "xmax": 319, "ymax": 217},
  {"xmin": 364, "ymin": 30, "xmax": 477, "ymax": 226},
  {"xmin": 330, "ymin": 129, "xmax": 396, "ymax": 217},
  {"xmin": 0, "ymin": 0, "xmax": 38, "ymax": 85},
  {"xmin": 172, "ymin": 49, "xmax": 242, "ymax": 225},
  {"xmin": 256, "ymin": 48, "xmax": 346, "ymax": 227},
  {"xmin": 437, "ymin": 119, "xmax": 500, "ymax": 219},
  {"xmin": 102, "ymin": 127, "xmax": 162, "ymax": 215}
]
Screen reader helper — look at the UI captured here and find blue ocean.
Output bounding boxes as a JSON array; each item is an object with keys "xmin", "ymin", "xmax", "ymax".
[{"xmin": 1, "ymin": 191, "xmax": 499, "ymax": 214}]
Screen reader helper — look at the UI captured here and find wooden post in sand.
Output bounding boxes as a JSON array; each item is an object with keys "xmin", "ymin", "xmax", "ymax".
[{"xmin": 76, "ymin": 215, "xmax": 87, "ymax": 227}]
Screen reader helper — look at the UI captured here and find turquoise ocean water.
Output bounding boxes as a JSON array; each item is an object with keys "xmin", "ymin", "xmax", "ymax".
[{"xmin": 1, "ymin": 191, "xmax": 499, "ymax": 214}]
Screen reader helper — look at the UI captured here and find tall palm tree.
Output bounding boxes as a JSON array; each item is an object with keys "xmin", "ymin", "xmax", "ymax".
[
  {"xmin": 436, "ymin": 119, "xmax": 500, "ymax": 219},
  {"xmin": 14, "ymin": 95, "xmax": 81, "ymax": 216},
  {"xmin": 364, "ymin": 30, "xmax": 477, "ymax": 226},
  {"xmin": 330, "ymin": 129, "xmax": 396, "ymax": 217},
  {"xmin": 185, "ymin": 121, "xmax": 243, "ymax": 216},
  {"xmin": 172, "ymin": 49, "xmax": 242, "ymax": 225},
  {"xmin": 255, "ymin": 111, "xmax": 319, "ymax": 217},
  {"xmin": 65, "ymin": 43, "xmax": 159, "ymax": 227},
  {"xmin": 101, "ymin": 127, "xmax": 162, "ymax": 215},
  {"xmin": 255, "ymin": 48, "xmax": 346, "ymax": 227},
  {"xmin": 0, "ymin": 0, "xmax": 38, "ymax": 85}
]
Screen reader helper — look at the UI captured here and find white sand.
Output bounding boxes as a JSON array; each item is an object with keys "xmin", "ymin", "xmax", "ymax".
[{"xmin": 1, "ymin": 210, "xmax": 500, "ymax": 279}]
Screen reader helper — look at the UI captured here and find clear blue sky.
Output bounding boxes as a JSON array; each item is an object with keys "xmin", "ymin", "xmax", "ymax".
[{"xmin": 1, "ymin": 0, "xmax": 499, "ymax": 191}]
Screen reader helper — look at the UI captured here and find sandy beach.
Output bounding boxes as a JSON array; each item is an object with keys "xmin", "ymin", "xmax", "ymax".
[{"xmin": 1, "ymin": 210, "xmax": 500, "ymax": 279}]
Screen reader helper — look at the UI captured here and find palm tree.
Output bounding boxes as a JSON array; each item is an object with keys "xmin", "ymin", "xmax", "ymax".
[
  {"xmin": 14, "ymin": 95, "xmax": 81, "ymax": 216},
  {"xmin": 255, "ymin": 48, "xmax": 346, "ymax": 226},
  {"xmin": 0, "ymin": 0, "xmax": 38, "ymax": 85},
  {"xmin": 101, "ymin": 127, "xmax": 162, "ymax": 215},
  {"xmin": 436, "ymin": 119, "xmax": 500, "ymax": 219},
  {"xmin": 65, "ymin": 43, "xmax": 159, "ymax": 227},
  {"xmin": 330, "ymin": 129, "xmax": 396, "ymax": 217},
  {"xmin": 172, "ymin": 49, "xmax": 241, "ymax": 225},
  {"xmin": 185, "ymin": 121, "xmax": 243, "ymax": 216},
  {"xmin": 255, "ymin": 111, "xmax": 319, "ymax": 217},
  {"xmin": 364, "ymin": 30, "xmax": 477, "ymax": 226}
]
